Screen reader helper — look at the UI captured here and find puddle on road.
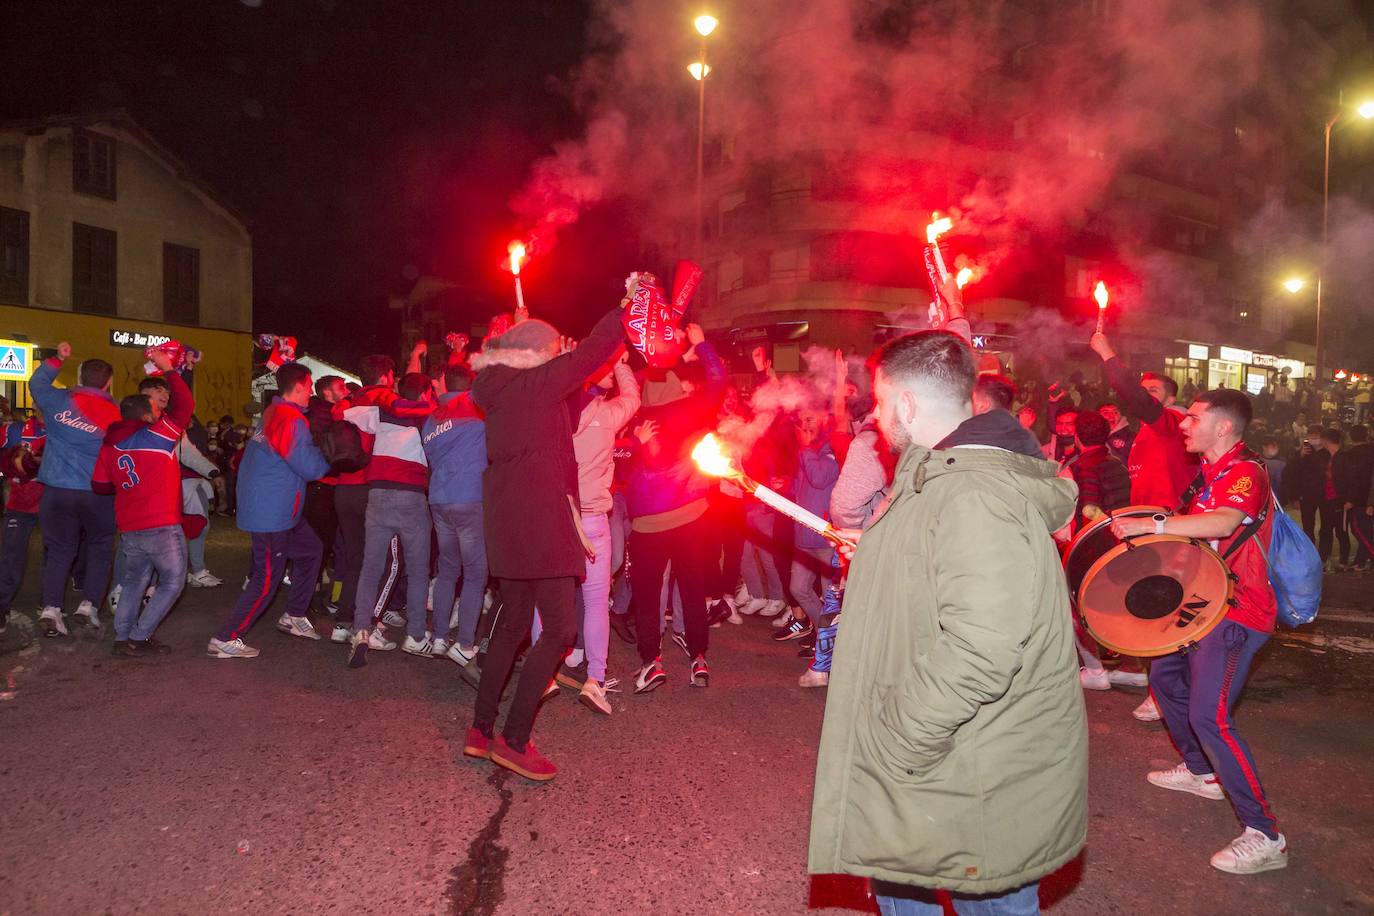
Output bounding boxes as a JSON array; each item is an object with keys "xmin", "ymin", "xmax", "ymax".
[
  {"xmin": 1279, "ymin": 631, "xmax": 1374, "ymax": 656},
  {"xmin": 443, "ymin": 768, "xmax": 513, "ymax": 915}
]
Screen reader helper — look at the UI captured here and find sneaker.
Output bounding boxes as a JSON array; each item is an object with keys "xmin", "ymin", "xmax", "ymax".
[
  {"xmin": 1147, "ymin": 762, "xmax": 1225, "ymax": 800},
  {"xmin": 381, "ymin": 610, "xmax": 406, "ymax": 629},
  {"xmin": 489, "ymin": 736, "xmax": 557, "ymax": 782},
  {"xmin": 366, "ymin": 627, "xmax": 397, "ymax": 651},
  {"xmin": 187, "ymin": 569, "xmax": 223, "ymax": 588},
  {"xmin": 111, "ymin": 639, "xmax": 142, "ymax": 659},
  {"xmin": 107, "ymin": 584, "xmax": 122, "ymax": 611},
  {"xmin": 432, "ymin": 637, "xmax": 450, "ymax": 657},
  {"xmin": 282, "ymin": 573, "xmax": 292, "ymax": 587},
  {"xmin": 402, "ymin": 634, "xmax": 435, "ymax": 657},
  {"xmin": 446, "ymin": 642, "xmax": 477, "ymax": 667},
  {"xmin": 207, "ymin": 637, "xmax": 259, "ymax": 659},
  {"xmin": 739, "ymin": 597, "xmax": 767, "ymax": 616},
  {"xmin": 38, "ymin": 606, "xmax": 68, "ymax": 638},
  {"xmin": 556, "ymin": 659, "xmax": 588, "ymax": 690},
  {"xmin": 1210, "ymin": 827, "xmax": 1288, "ymax": 875},
  {"xmin": 463, "ymin": 727, "xmax": 491, "ymax": 760},
  {"xmin": 579, "ymin": 679, "xmax": 612, "ymax": 715},
  {"xmin": 797, "ymin": 641, "xmax": 815, "ymax": 659},
  {"xmin": 706, "ymin": 600, "xmax": 732, "ymax": 627},
  {"xmin": 1108, "ymin": 669, "xmax": 1149, "ymax": 688},
  {"xmin": 670, "ymin": 630, "xmax": 690, "ymax": 659},
  {"xmin": 799, "ymin": 667, "xmax": 829, "ymax": 688},
  {"xmin": 1133, "ymin": 695, "xmax": 1162, "ymax": 721},
  {"xmin": 1079, "ymin": 667, "xmax": 1112, "ymax": 691},
  {"xmin": 74, "ymin": 600, "xmax": 100, "ymax": 630},
  {"xmin": 772, "ymin": 617, "xmax": 814, "ymax": 642},
  {"xmin": 633, "ymin": 658, "xmax": 667, "ymax": 694},
  {"xmin": 726, "ymin": 606, "xmax": 744, "ymax": 625},
  {"xmin": 541, "ymin": 680, "xmax": 560, "ymax": 703},
  {"xmin": 609, "ymin": 612, "xmax": 636, "ymax": 644},
  {"xmin": 348, "ymin": 630, "xmax": 370, "ymax": 668},
  {"xmin": 276, "ymin": 614, "xmax": 321, "ymax": 640},
  {"xmin": 690, "ymin": 655, "xmax": 709, "ymax": 687},
  {"xmin": 131, "ymin": 636, "xmax": 174, "ymax": 655},
  {"xmin": 330, "ymin": 625, "xmax": 351, "ymax": 644},
  {"xmin": 758, "ymin": 599, "xmax": 788, "ymax": 618}
]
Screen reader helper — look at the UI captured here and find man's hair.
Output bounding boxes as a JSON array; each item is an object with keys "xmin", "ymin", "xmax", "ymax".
[
  {"xmin": 359, "ymin": 354, "xmax": 396, "ymax": 387},
  {"xmin": 1195, "ymin": 388, "xmax": 1252, "ymax": 434},
  {"xmin": 138, "ymin": 376, "xmax": 170, "ymax": 393},
  {"xmin": 1321, "ymin": 427, "xmax": 1344, "ymax": 446},
  {"xmin": 444, "ymin": 365, "xmax": 474, "ymax": 393},
  {"xmin": 275, "ymin": 362, "xmax": 313, "ymax": 397},
  {"xmin": 1140, "ymin": 371, "xmax": 1179, "ymax": 399},
  {"xmin": 120, "ymin": 393, "xmax": 153, "ymax": 422},
  {"xmin": 1074, "ymin": 410, "xmax": 1110, "ymax": 446},
  {"xmin": 314, "ymin": 374, "xmax": 343, "ymax": 397},
  {"xmin": 1350, "ymin": 424, "xmax": 1370, "ymax": 444},
  {"xmin": 398, "ymin": 372, "xmax": 430, "ymax": 401},
  {"xmin": 1306, "ymin": 423, "xmax": 1324, "ymax": 435},
  {"xmin": 876, "ymin": 331, "xmax": 976, "ymax": 407},
  {"xmin": 79, "ymin": 359, "xmax": 114, "ymax": 389},
  {"xmin": 973, "ymin": 374, "xmax": 1016, "ymax": 411}
]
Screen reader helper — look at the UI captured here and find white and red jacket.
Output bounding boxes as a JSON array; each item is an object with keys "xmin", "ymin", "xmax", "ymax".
[{"xmin": 342, "ymin": 389, "xmax": 432, "ymax": 493}]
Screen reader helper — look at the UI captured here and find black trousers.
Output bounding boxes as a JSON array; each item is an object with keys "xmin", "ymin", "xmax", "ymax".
[
  {"xmin": 709, "ymin": 495, "xmax": 745, "ymax": 598},
  {"xmin": 1318, "ymin": 498, "xmax": 1351, "ymax": 565},
  {"xmin": 303, "ymin": 482, "xmax": 338, "ymax": 602},
  {"xmin": 1300, "ymin": 498, "xmax": 1319, "ymax": 543},
  {"xmin": 474, "ymin": 576, "xmax": 577, "ymax": 748},
  {"xmin": 630, "ymin": 516, "xmax": 709, "ymax": 664},
  {"xmin": 333, "ymin": 484, "xmax": 369, "ymax": 620}
]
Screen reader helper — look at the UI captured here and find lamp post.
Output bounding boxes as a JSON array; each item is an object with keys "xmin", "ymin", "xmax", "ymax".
[
  {"xmin": 691, "ymin": 14, "xmax": 718, "ymax": 261},
  {"xmin": 1316, "ymin": 98, "xmax": 1374, "ymax": 383}
]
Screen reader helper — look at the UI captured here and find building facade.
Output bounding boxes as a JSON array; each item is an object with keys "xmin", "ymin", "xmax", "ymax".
[{"xmin": 0, "ymin": 111, "xmax": 253, "ymax": 421}]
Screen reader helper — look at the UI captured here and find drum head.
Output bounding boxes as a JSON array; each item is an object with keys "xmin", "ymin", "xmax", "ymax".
[
  {"xmin": 1078, "ymin": 535, "xmax": 1233, "ymax": 657},
  {"xmin": 1064, "ymin": 505, "xmax": 1166, "ymax": 602}
]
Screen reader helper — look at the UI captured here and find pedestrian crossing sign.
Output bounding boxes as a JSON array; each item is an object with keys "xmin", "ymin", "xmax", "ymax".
[{"xmin": 0, "ymin": 339, "xmax": 32, "ymax": 380}]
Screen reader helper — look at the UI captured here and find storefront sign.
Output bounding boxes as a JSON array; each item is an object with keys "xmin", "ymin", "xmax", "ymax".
[
  {"xmin": 1187, "ymin": 343, "xmax": 1209, "ymax": 360},
  {"xmin": 109, "ymin": 328, "xmax": 172, "ymax": 349},
  {"xmin": 0, "ymin": 338, "xmax": 32, "ymax": 380},
  {"xmin": 1251, "ymin": 353, "xmax": 1279, "ymax": 368},
  {"xmin": 1219, "ymin": 346, "xmax": 1253, "ymax": 363}
]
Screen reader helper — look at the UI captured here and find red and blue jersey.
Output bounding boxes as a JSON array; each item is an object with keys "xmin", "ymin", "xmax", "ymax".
[
  {"xmin": 29, "ymin": 357, "xmax": 120, "ymax": 491},
  {"xmin": 235, "ymin": 398, "xmax": 330, "ymax": 532},
  {"xmin": 2, "ymin": 417, "xmax": 46, "ymax": 513},
  {"xmin": 91, "ymin": 372, "xmax": 194, "ymax": 532}
]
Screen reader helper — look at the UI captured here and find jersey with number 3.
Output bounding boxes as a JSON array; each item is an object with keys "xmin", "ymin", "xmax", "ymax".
[{"xmin": 92, "ymin": 414, "xmax": 185, "ymax": 532}]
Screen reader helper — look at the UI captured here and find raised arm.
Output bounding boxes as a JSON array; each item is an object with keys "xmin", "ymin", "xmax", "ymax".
[
  {"xmin": 29, "ymin": 342, "xmax": 72, "ymax": 418},
  {"xmin": 1091, "ymin": 333, "xmax": 1163, "ymax": 424}
]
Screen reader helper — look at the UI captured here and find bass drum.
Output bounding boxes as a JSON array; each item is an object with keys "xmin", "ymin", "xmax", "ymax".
[
  {"xmin": 1063, "ymin": 505, "xmax": 1167, "ymax": 605},
  {"xmin": 1078, "ymin": 535, "xmax": 1234, "ymax": 657}
]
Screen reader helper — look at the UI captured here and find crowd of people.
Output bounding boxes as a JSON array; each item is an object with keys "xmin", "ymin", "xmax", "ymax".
[{"xmin": 0, "ymin": 272, "xmax": 1335, "ymax": 911}]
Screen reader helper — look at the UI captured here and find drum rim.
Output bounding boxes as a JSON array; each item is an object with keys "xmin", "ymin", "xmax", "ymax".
[
  {"xmin": 1076, "ymin": 533, "xmax": 1234, "ymax": 658},
  {"xmin": 1063, "ymin": 504, "xmax": 1169, "ymax": 600}
]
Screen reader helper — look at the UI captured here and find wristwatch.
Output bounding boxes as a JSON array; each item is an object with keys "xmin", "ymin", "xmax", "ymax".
[{"xmin": 1152, "ymin": 513, "xmax": 1168, "ymax": 535}]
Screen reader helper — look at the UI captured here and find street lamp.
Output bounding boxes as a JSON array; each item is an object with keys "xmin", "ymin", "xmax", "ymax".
[
  {"xmin": 1315, "ymin": 97, "xmax": 1374, "ymax": 382},
  {"xmin": 692, "ymin": 13, "xmax": 718, "ymax": 260},
  {"xmin": 1282, "ymin": 277, "xmax": 1306, "ymax": 295}
]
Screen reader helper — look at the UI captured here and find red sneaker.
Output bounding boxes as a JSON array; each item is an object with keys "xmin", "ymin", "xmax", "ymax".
[
  {"xmin": 462, "ymin": 727, "xmax": 491, "ymax": 760},
  {"xmin": 489, "ymin": 736, "xmax": 557, "ymax": 782}
]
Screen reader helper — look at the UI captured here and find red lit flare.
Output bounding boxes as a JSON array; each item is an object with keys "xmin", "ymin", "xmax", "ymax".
[{"xmin": 507, "ymin": 241, "xmax": 527, "ymax": 277}]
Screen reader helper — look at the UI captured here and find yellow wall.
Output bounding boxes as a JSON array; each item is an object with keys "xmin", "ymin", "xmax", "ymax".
[{"xmin": 1, "ymin": 304, "xmax": 253, "ymax": 422}]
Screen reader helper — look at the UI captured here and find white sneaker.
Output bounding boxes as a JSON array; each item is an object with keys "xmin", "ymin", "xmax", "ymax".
[
  {"xmin": 1147, "ymin": 762, "xmax": 1225, "ymax": 800},
  {"xmin": 38, "ymin": 606, "xmax": 68, "ymax": 637},
  {"xmin": 381, "ymin": 610, "xmax": 406, "ymax": 629},
  {"xmin": 330, "ymin": 625, "xmax": 351, "ymax": 643},
  {"xmin": 1210, "ymin": 827, "xmax": 1288, "ymax": 875},
  {"xmin": 799, "ymin": 668, "xmax": 830, "ymax": 688},
  {"xmin": 579, "ymin": 678, "xmax": 613, "ymax": 716},
  {"xmin": 446, "ymin": 642, "xmax": 477, "ymax": 667},
  {"xmin": 74, "ymin": 600, "xmax": 100, "ymax": 630},
  {"xmin": 759, "ymin": 599, "xmax": 788, "ymax": 618},
  {"xmin": 107, "ymin": 584, "xmax": 122, "ymax": 611},
  {"xmin": 726, "ymin": 607, "xmax": 743, "ymax": 625},
  {"xmin": 282, "ymin": 573, "xmax": 292, "ymax": 587},
  {"xmin": 187, "ymin": 569, "xmax": 223, "ymax": 588},
  {"xmin": 276, "ymin": 614, "xmax": 321, "ymax": 640},
  {"xmin": 1108, "ymin": 669, "xmax": 1149, "ymax": 688},
  {"xmin": 366, "ymin": 627, "xmax": 397, "ymax": 651},
  {"xmin": 739, "ymin": 598, "xmax": 766, "ymax": 615},
  {"xmin": 432, "ymin": 637, "xmax": 450, "ymax": 657},
  {"xmin": 1079, "ymin": 667, "xmax": 1111, "ymax": 691},
  {"xmin": 1133, "ymin": 695, "xmax": 1162, "ymax": 721},
  {"xmin": 403, "ymin": 634, "xmax": 435, "ymax": 657},
  {"xmin": 207, "ymin": 637, "xmax": 260, "ymax": 659}
]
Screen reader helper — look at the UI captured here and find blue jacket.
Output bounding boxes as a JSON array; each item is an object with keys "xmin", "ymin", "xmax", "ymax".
[
  {"xmin": 422, "ymin": 391, "xmax": 486, "ymax": 505},
  {"xmin": 29, "ymin": 357, "xmax": 120, "ymax": 491},
  {"xmin": 236, "ymin": 398, "xmax": 330, "ymax": 533},
  {"xmin": 793, "ymin": 441, "xmax": 840, "ymax": 550}
]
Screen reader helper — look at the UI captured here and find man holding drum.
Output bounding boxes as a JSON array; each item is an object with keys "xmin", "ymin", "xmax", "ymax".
[{"xmin": 1111, "ymin": 389, "xmax": 1287, "ymax": 875}]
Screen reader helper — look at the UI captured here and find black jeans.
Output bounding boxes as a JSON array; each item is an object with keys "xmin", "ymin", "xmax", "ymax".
[
  {"xmin": 630, "ymin": 515, "xmax": 709, "ymax": 664},
  {"xmin": 1300, "ymin": 498, "xmax": 1319, "ymax": 543},
  {"xmin": 302, "ymin": 481, "xmax": 338, "ymax": 583},
  {"xmin": 1318, "ymin": 498, "xmax": 1351, "ymax": 565},
  {"xmin": 333, "ymin": 484, "xmax": 369, "ymax": 621},
  {"xmin": 0, "ymin": 510, "xmax": 38, "ymax": 613},
  {"xmin": 474, "ymin": 576, "xmax": 577, "ymax": 749}
]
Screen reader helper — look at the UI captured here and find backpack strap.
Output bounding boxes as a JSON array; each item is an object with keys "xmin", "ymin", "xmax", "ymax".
[
  {"xmin": 1176, "ymin": 470, "xmax": 1207, "ymax": 513},
  {"xmin": 1218, "ymin": 494, "xmax": 1268, "ymax": 561}
]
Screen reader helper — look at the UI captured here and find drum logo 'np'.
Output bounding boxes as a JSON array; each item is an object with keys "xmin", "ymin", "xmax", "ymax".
[{"xmin": 1175, "ymin": 595, "xmax": 1209, "ymax": 627}]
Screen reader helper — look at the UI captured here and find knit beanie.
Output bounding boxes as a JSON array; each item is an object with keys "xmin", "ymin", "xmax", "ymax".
[{"xmin": 490, "ymin": 318, "xmax": 558, "ymax": 353}]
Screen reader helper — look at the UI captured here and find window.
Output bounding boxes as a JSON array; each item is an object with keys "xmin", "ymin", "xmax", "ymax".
[
  {"xmin": 0, "ymin": 207, "xmax": 28, "ymax": 305},
  {"xmin": 163, "ymin": 243, "xmax": 200, "ymax": 324},
  {"xmin": 72, "ymin": 223, "xmax": 117, "ymax": 315},
  {"xmin": 72, "ymin": 128, "xmax": 117, "ymax": 199}
]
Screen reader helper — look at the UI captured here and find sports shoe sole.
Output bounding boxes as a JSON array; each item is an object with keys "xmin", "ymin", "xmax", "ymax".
[
  {"xmin": 348, "ymin": 643, "xmax": 368, "ymax": 669},
  {"xmin": 555, "ymin": 670, "xmax": 585, "ymax": 690},
  {"xmin": 402, "ymin": 646, "xmax": 433, "ymax": 657},
  {"xmin": 489, "ymin": 751, "xmax": 556, "ymax": 782},
  {"xmin": 1210, "ymin": 851, "xmax": 1288, "ymax": 875},
  {"xmin": 578, "ymin": 691, "xmax": 612, "ymax": 716},
  {"xmin": 634, "ymin": 673, "xmax": 667, "ymax": 694},
  {"xmin": 462, "ymin": 742, "xmax": 491, "ymax": 760},
  {"xmin": 691, "ymin": 671, "xmax": 709, "ymax": 687},
  {"xmin": 206, "ymin": 648, "xmax": 259, "ymax": 659},
  {"xmin": 773, "ymin": 627, "xmax": 813, "ymax": 642},
  {"xmin": 277, "ymin": 622, "xmax": 320, "ymax": 640},
  {"xmin": 1108, "ymin": 671, "xmax": 1150, "ymax": 688},
  {"xmin": 1147, "ymin": 774, "xmax": 1225, "ymax": 800}
]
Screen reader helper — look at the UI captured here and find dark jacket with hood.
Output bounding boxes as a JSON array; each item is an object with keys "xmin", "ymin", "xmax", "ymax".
[{"xmin": 470, "ymin": 308, "xmax": 625, "ymax": 579}]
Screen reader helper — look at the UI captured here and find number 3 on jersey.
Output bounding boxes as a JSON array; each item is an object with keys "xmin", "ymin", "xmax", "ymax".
[{"xmin": 117, "ymin": 453, "xmax": 140, "ymax": 490}]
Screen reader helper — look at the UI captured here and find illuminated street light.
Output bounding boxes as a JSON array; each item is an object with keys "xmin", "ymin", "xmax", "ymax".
[
  {"xmin": 687, "ymin": 62, "xmax": 711, "ymax": 81},
  {"xmin": 1315, "ymin": 96, "xmax": 1374, "ymax": 381},
  {"xmin": 1282, "ymin": 277, "xmax": 1306, "ymax": 294},
  {"xmin": 692, "ymin": 14, "xmax": 718, "ymax": 259},
  {"xmin": 694, "ymin": 14, "xmax": 718, "ymax": 37},
  {"xmin": 1359, "ymin": 100, "xmax": 1374, "ymax": 119}
]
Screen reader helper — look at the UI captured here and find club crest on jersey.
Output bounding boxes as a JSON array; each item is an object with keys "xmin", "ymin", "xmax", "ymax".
[{"xmin": 1226, "ymin": 476, "xmax": 1254, "ymax": 498}]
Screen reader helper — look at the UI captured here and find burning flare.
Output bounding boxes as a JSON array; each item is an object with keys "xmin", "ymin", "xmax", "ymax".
[
  {"xmin": 691, "ymin": 433, "xmax": 737, "ymax": 479},
  {"xmin": 956, "ymin": 266, "xmax": 974, "ymax": 289},
  {"xmin": 1094, "ymin": 281, "xmax": 1109, "ymax": 310},
  {"xmin": 926, "ymin": 213, "xmax": 953, "ymax": 245},
  {"xmin": 508, "ymin": 241, "xmax": 526, "ymax": 277}
]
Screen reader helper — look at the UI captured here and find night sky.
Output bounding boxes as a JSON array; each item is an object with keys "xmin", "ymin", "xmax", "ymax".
[{"xmin": 2, "ymin": 0, "xmax": 642, "ymax": 366}]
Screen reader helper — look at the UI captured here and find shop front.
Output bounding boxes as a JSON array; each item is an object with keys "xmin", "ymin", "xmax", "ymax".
[{"xmin": 0, "ymin": 304, "xmax": 253, "ymax": 422}]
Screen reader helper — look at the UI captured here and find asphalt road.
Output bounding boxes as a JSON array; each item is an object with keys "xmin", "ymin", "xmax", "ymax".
[{"xmin": 1, "ymin": 526, "xmax": 1372, "ymax": 915}]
